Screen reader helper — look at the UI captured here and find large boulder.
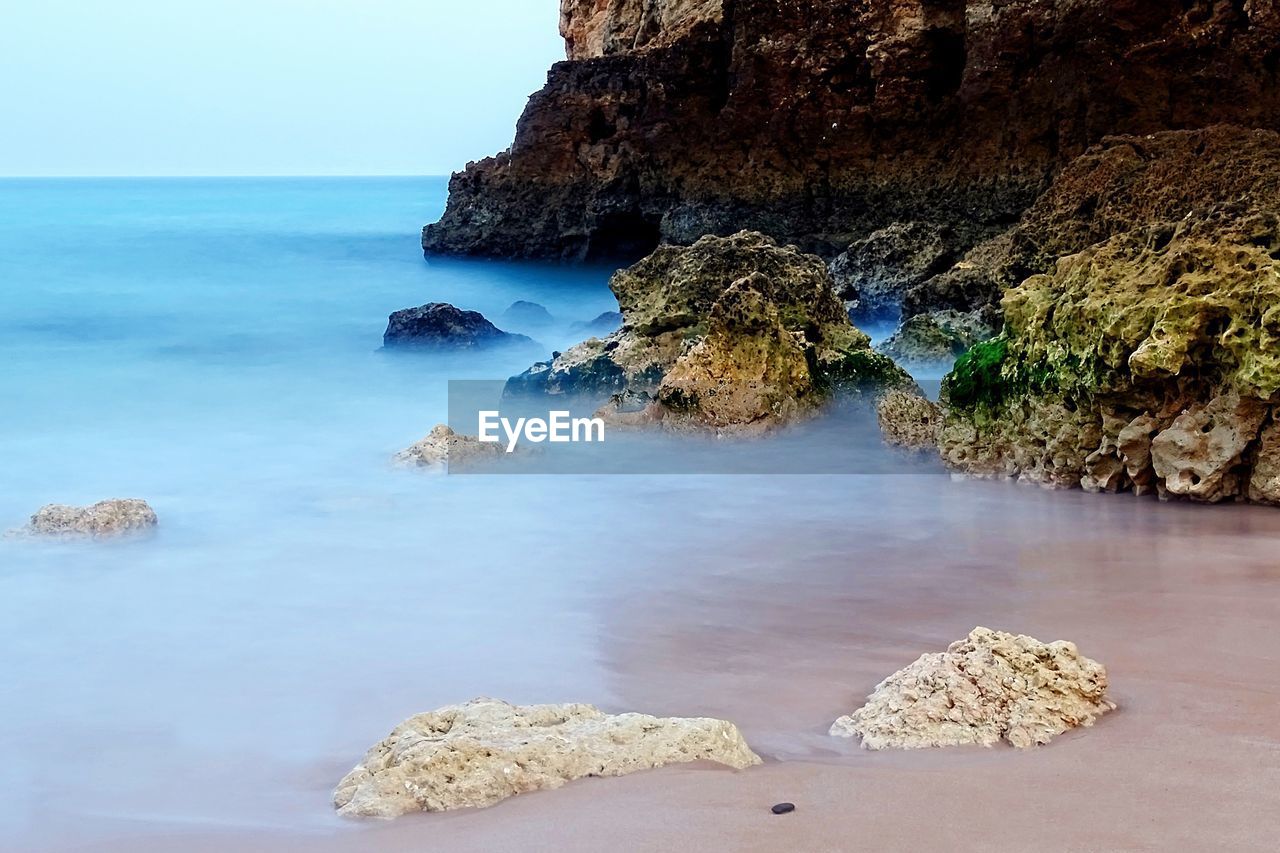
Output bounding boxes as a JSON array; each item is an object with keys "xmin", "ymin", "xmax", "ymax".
[
  {"xmin": 383, "ymin": 303, "xmax": 536, "ymax": 351},
  {"xmin": 830, "ymin": 627, "xmax": 1115, "ymax": 750},
  {"xmin": 878, "ymin": 309, "xmax": 996, "ymax": 371},
  {"xmin": 12, "ymin": 499, "xmax": 158, "ymax": 539},
  {"xmin": 333, "ymin": 698, "xmax": 760, "ymax": 819},
  {"xmin": 507, "ymin": 231, "xmax": 912, "ymax": 431},
  {"xmin": 938, "ymin": 128, "xmax": 1280, "ymax": 504}
]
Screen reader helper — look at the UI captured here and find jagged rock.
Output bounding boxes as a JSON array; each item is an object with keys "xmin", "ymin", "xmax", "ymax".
[
  {"xmin": 395, "ymin": 424, "xmax": 505, "ymax": 471},
  {"xmin": 831, "ymin": 222, "xmax": 960, "ymax": 322},
  {"xmin": 501, "ymin": 301, "xmax": 555, "ymax": 329},
  {"xmin": 560, "ymin": 0, "xmax": 723, "ymax": 61},
  {"xmin": 12, "ymin": 499, "xmax": 157, "ymax": 539},
  {"xmin": 878, "ymin": 310, "xmax": 996, "ymax": 370},
  {"xmin": 568, "ymin": 310, "xmax": 623, "ymax": 336},
  {"xmin": 876, "ymin": 389, "xmax": 941, "ymax": 452},
  {"xmin": 938, "ymin": 128, "xmax": 1280, "ymax": 504},
  {"xmin": 830, "ymin": 627, "xmax": 1115, "ymax": 750},
  {"xmin": 333, "ymin": 697, "xmax": 761, "ymax": 819},
  {"xmin": 383, "ymin": 303, "xmax": 536, "ymax": 350},
  {"xmin": 426, "ymin": 3, "xmax": 1280, "ymax": 261},
  {"xmin": 1248, "ymin": 417, "xmax": 1280, "ymax": 504},
  {"xmin": 506, "ymin": 232, "xmax": 912, "ymax": 430}
]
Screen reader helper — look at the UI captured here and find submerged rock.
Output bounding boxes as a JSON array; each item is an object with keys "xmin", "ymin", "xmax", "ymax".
[
  {"xmin": 876, "ymin": 389, "xmax": 941, "ymax": 452},
  {"xmin": 508, "ymin": 231, "xmax": 912, "ymax": 431},
  {"xmin": 501, "ymin": 300, "xmax": 555, "ymax": 329},
  {"xmin": 13, "ymin": 499, "xmax": 157, "ymax": 539},
  {"xmin": 394, "ymin": 424, "xmax": 505, "ymax": 472},
  {"xmin": 831, "ymin": 627, "xmax": 1115, "ymax": 750},
  {"xmin": 938, "ymin": 128, "xmax": 1280, "ymax": 504},
  {"xmin": 878, "ymin": 310, "xmax": 996, "ymax": 371},
  {"xmin": 383, "ymin": 303, "xmax": 536, "ymax": 350},
  {"xmin": 333, "ymin": 697, "xmax": 761, "ymax": 818}
]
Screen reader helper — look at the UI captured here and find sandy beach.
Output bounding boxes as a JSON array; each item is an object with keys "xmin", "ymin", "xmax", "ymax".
[{"xmin": 20, "ymin": 480, "xmax": 1280, "ymax": 852}]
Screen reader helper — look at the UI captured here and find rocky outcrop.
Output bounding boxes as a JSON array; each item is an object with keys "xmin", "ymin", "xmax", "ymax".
[
  {"xmin": 394, "ymin": 424, "xmax": 506, "ymax": 472},
  {"xmin": 831, "ymin": 222, "xmax": 963, "ymax": 322},
  {"xmin": 560, "ymin": 0, "xmax": 723, "ymax": 61},
  {"xmin": 11, "ymin": 499, "xmax": 158, "ymax": 539},
  {"xmin": 569, "ymin": 310, "xmax": 624, "ymax": 336},
  {"xmin": 876, "ymin": 389, "xmax": 941, "ymax": 452},
  {"xmin": 506, "ymin": 231, "xmax": 913, "ymax": 431},
  {"xmin": 501, "ymin": 301, "xmax": 555, "ymax": 330},
  {"xmin": 938, "ymin": 127, "xmax": 1280, "ymax": 504},
  {"xmin": 878, "ymin": 309, "xmax": 995, "ymax": 371},
  {"xmin": 333, "ymin": 698, "xmax": 760, "ymax": 818},
  {"xmin": 383, "ymin": 303, "xmax": 536, "ymax": 350},
  {"xmin": 830, "ymin": 627, "xmax": 1115, "ymax": 750},
  {"xmin": 426, "ymin": 2, "xmax": 1280, "ymax": 262}
]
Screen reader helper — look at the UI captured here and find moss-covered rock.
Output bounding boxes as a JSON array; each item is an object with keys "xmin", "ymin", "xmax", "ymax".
[
  {"xmin": 939, "ymin": 132, "xmax": 1280, "ymax": 504},
  {"xmin": 509, "ymin": 231, "xmax": 912, "ymax": 431}
]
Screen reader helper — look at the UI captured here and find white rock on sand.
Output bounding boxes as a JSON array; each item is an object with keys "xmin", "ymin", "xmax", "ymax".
[
  {"xmin": 831, "ymin": 627, "xmax": 1115, "ymax": 749},
  {"xmin": 333, "ymin": 697, "xmax": 761, "ymax": 819},
  {"xmin": 394, "ymin": 424, "xmax": 505, "ymax": 471},
  {"xmin": 10, "ymin": 499, "xmax": 158, "ymax": 539}
]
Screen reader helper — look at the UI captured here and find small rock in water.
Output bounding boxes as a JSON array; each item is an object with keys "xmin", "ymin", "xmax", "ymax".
[
  {"xmin": 772, "ymin": 802, "xmax": 797, "ymax": 815},
  {"xmin": 10, "ymin": 499, "xmax": 158, "ymax": 539},
  {"xmin": 502, "ymin": 300, "xmax": 556, "ymax": 329},
  {"xmin": 383, "ymin": 302, "xmax": 536, "ymax": 351}
]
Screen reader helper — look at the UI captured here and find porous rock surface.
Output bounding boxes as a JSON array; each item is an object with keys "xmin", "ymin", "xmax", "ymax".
[
  {"xmin": 506, "ymin": 231, "xmax": 912, "ymax": 431},
  {"xmin": 426, "ymin": 1, "xmax": 1280, "ymax": 262},
  {"xmin": 830, "ymin": 627, "xmax": 1115, "ymax": 750},
  {"xmin": 395, "ymin": 424, "xmax": 506, "ymax": 471},
  {"xmin": 13, "ymin": 499, "xmax": 158, "ymax": 539},
  {"xmin": 938, "ymin": 128, "xmax": 1280, "ymax": 504},
  {"xmin": 831, "ymin": 222, "xmax": 962, "ymax": 322},
  {"xmin": 383, "ymin": 303, "xmax": 536, "ymax": 350},
  {"xmin": 878, "ymin": 309, "xmax": 995, "ymax": 370},
  {"xmin": 333, "ymin": 697, "xmax": 761, "ymax": 818},
  {"xmin": 876, "ymin": 388, "xmax": 942, "ymax": 452}
]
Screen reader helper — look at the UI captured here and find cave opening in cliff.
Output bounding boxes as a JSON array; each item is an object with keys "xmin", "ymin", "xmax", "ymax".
[
  {"xmin": 923, "ymin": 27, "xmax": 967, "ymax": 100},
  {"xmin": 585, "ymin": 212, "xmax": 662, "ymax": 262}
]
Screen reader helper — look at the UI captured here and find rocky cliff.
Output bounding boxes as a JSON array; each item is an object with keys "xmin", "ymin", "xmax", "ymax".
[{"xmin": 425, "ymin": 0, "xmax": 1280, "ymax": 262}]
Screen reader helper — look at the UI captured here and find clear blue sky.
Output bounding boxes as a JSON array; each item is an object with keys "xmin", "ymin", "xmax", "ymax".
[{"xmin": 0, "ymin": 1, "xmax": 564, "ymax": 176}]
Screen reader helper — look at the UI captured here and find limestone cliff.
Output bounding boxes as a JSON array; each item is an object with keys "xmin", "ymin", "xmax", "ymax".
[{"xmin": 425, "ymin": 1, "xmax": 1280, "ymax": 262}]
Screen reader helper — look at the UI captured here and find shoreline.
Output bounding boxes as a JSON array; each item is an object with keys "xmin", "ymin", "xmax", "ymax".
[{"xmin": 16, "ymin": 481, "xmax": 1280, "ymax": 852}]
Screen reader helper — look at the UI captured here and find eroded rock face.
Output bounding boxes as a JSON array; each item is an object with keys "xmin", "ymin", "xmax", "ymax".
[
  {"xmin": 14, "ymin": 499, "xmax": 158, "ymax": 539},
  {"xmin": 938, "ymin": 128, "xmax": 1280, "ymax": 504},
  {"xmin": 506, "ymin": 232, "xmax": 912, "ymax": 431},
  {"xmin": 560, "ymin": 0, "xmax": 723, "ymax": 60},
  {"xmin": 830, "ymin": 627, "xmax": 1115, "ymax": 750},
  {"xmin": 831, "ymin": 222, "xmax": 961, "ymax": 322},
  {"xmin": 383, "ymin": 303, "xmax": 536, "ymax": 351},
  {"xmin": 876, "ymin": 388, "xmax": 941, "ymax": 452},
  {"xmin": 427, "ymin": 2, "xmax": 1280, "ymax": 261},
  {"xmin": 395, "ymin": 425, "xmax": 506, "ymax": 471},
  {"xmin": 333, "ymin": 698, "xmax": 761, "ymax": 818}
]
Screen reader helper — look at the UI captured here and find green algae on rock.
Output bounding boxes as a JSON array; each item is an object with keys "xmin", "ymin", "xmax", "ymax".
[
  {"xmin": 940, "ymin": 225, "xmax": 1280, "ymax": 501},
  {"xmin": 507, "ymin": 231, "xmax": 912, "ymax": 432}
]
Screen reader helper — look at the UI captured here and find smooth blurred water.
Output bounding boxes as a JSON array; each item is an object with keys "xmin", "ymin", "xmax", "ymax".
[{"xmin": 11, "ymin": 178, "xmax": 1257, "ymax": 851}]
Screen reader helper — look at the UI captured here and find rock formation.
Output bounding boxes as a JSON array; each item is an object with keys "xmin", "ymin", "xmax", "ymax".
[
  {"xmin": 876, "ymin": 388, "xmax": 942, "ymax": 452},
  {"xmin": 395, "ymin": 424, "xmax": 506, "ymax": 471},
  {"xmin": 383, "ymin": 303, "xmax": 536, "ymax": 351},
  {"xmin": 11, "ymin": 499, "xmax": 158, "ymax": 539},
  {"xmin": 501, "ymin": 300, "xmax": 555, "ymax": 329},
  {"xmin": 878, "ymin": 309, "xmax": 995, "ymax": 371},
  {"xmin": 568, "ymin": 310, "xmax": 624, "ymax": 336},
  {"xmin": 506, "ymin": 231, "xmax": 913, "ymax": 431},
  {"xmin": 425, "ymin": 1, "xmax": 1280, "ymax": 262},
  {"xmin": 333, "ymin": 697, "xmax": 761, "ymax": 818},
  {"xmin": 830, "ymin": 222, "xmax": 962, "ymax": 322},
  {"xmin": 830, "ymin": 627, "xmax": 1115, "ymax": 750},
  {"xmin": 938, "ymin": 128, "xmax": 1280, "ymax": 503}
]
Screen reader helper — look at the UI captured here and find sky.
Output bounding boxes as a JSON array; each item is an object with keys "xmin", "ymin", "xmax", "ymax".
[{"xmin": 0, "ymin": 1, "xmax": 565, "ymax": 176}]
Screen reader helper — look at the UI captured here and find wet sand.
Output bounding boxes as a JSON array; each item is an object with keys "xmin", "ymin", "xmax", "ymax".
[{"xmin": 19, "ymin": 479, "xmax": 1280, "ymax": 852}]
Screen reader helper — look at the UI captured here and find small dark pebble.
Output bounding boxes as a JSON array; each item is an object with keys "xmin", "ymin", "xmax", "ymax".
[{"xmin": 771, "ymin": 802, "xmax": 796, "ymax": 815}]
